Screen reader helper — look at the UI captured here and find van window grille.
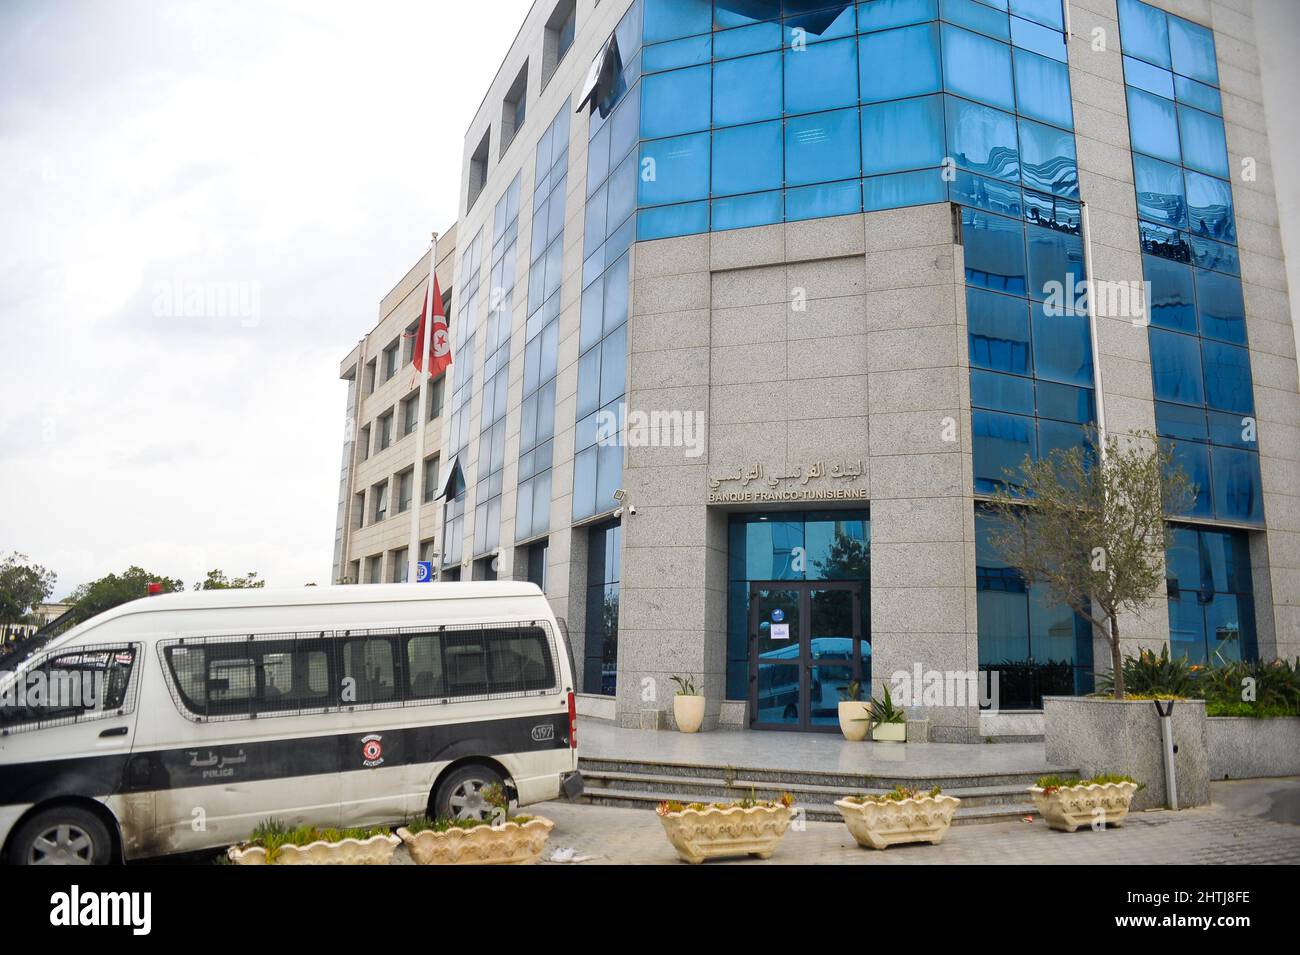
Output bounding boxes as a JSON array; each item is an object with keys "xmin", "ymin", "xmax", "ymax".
[
  {"xmin": 0, "ymin": 643, "xmax": 142, "ymax": 736},
  {"xmin": 157, "ymin": 621, "xmax": 560, "ymax": 723}
]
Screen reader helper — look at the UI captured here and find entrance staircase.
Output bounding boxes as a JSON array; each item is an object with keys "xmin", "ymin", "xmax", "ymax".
[{"xmin": 578, "ymin": 755, "xmax": 1066, "ymax": 825}]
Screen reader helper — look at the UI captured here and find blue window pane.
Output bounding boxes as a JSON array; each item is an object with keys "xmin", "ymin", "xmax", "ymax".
[
  {"xmin": 785, "ymin": 36, "xmax": 858, "ymax": 113},
  {"xmin": 595, "ymin": 433, "xmax": 623, "ymax": 514},
  {"xmin": 864, "ymin": 168, "xmax": 947, "ymax": 209},
  {"xmin": 1022, "ymin": 189, "xmax": 1079, "ymax": 232},
  {"xmin": 715, "ymin": 0, "xmax": 779, "ymax": 29},
  {"xmin": 714, "ymin": 51, "xmax": 782, "ymax": 125},
  {"xmin": 572, "ymin": 446, "xmax": 597, "ymax": 521},
  {"xmin": 1037, "ymin": 418, "xmax": 1087, "ymax": 464},
  {"xmin": 1149, "ymin": 328, "xmax": 1205, "ymax": 405},
  {"xmin": 644, "ymin": 34, "xmax": 713, "ymax": 72},
  {"xmin": 1184, "ymin": 170, "xmax": 1235, "ymax": 244},
  {"xmin": 785, "ymin": 180, "xmax": 862, "ymax": 220},
  {"xmin": 1010, "ymin": 0, "xmax": 1063, "ymax": 30},
  {"xmin": 1165, "ymin": 438, "xmax": 1213, "ymax": 517},
  {"xmin": 712, "ymin": 190, "xmax": 783, "ymax": 230},
  {"xmin": 1014, "ymin": 48, "xmax": 1073, "ymax": 128},
  {"xmin": 1123, "ymin": 55, "xmax": 1174, "ymax": 100},
  {"xmin": 713, "ymin": 121, "xmax": 783, "ymax": 195},
  {"xmin": 1168, "ymin": 14, "xmax": 1218, "ymax": 86},
  {"xmin": 1140, "ymin": 219, "xmax": 1191, "ymax": 263},
  {"xmin": 857, "ymin": 0, "xmax": 938, "ymax": 32},
  {"xmin": 1211, "ymin": 448, "xmax": 1263, "ymax": 524},
  {"xmin": 942, "ymin": 0, "xmax": 1008, "ymax": 40},
  {"xmin": 637, "ymin": 200, "xmax": 710, "ymax": 239},
  {"xmin": 715, "ymin": 20, "xmax": 782, "ymax": 58},
  {"xmin": 1202, "ymin": 527, "xmax": 1254, "ymax": 594},
  {"xmin": 1133, "ymin": 154, "xmax": 1187, "ymax": 230},
  {"xmin": 971, "ymin": 369, "xmax": 1034, "ymax": 414},
  {"xmin": 641, "ymin": 65, "xmax": 711, "ymax": 138},
  {"xmin": 576, "ymin": 347, "xmax": 601, "ymax": 417},
  {"xmin": 1159, "ymin": 397, "xmax": 1206, "ymax": 441},
  {"xmin": 962, "ymin": 208, "xmax": 1026, "ymax": 295},
  {"xmin": 1126, "ymin": 87, "xmax": 1180, "ymax": 164},
  {"xmin": 1168, "ymin": 593, "xmax": 1208, "ymax": 663},
  {"xmin": 1190, "ymin": 235, "xmax": 1239, "ymax": 275},
  {"xmin": 1017, "ymin": 117, "xmax": 1078, "ymax": 198},
  {"xmin": 638, "ymin": 132, "xmax": 710, "ymax": 206},
  {"xmin": 1117, "ymin": 0, "xmax": 1170, "ymax": 69},
  {"xmin": 862, "ymin": 94, "xmax": 945, "ymax": 174},
  {"xmin": 973, "ymin": 410, "xmax": 1036, "ymax": 492},
  {"xmin": 942, "ymin": 25, "xmax": 1014, "ymax": 111},
  {"xmin": 947, "ymin": 96, "xmax": 1020, "ymax": 182},
  {"xmin": 603, "ymin": 253, "xmax": 630, "ymax": 334},
  {"xmin": 968, "ymin": 287, "xmax": 1030, "ymax": 374},
  {"xmin": 1010, "ymin": 15, "xmax": 1065, "ymax": 62},
  {"xmin": 1026, "ymin": 223, "xmax": 1085, "ymax": 305},
  {"xmin": 1178, "ymin": 106, "xmax": 1229, "ymax": 178},
  {"xmin": 1144, "ymin": 254, "xmax": 1197, "ymax": 333},
  {"xmin": 785, "ymin": 4, "xmax": 858, "ymax": 43},
  {"xmin": 1202, "ymin": 340, "xmax": 1253, "ymax": 415},
  {"xmin": 1036, "ymin": 380, "xmax": 1094, "ymax": 424},
  {"xmin": 1208, "ymin": 409, "xmax": 1256, "ymax": 450},
  {"xmin": 785, "ymin": 108, "xmax": 861, "ymax": 185},
  {"xmin": 599, "ymin": 324, "xmax": 627, "ymax": 405},
  {"xmin": 1175, "ymin": 75, "xmax": 1221, "ymax": 115},
  {"xmin": 1032, "ymin": 303, "xmax": 1093, "ymax": 386},
  {"xmin": 950, "ymin": 169, "xmax": 1022, "ymax": 217},
  {"xmin": 1205, "ymin": 594, "xmax": 1255, "ymax": 662},
  {"xmin": 1195, "ymin": 268, "xmax": 1245, "ymax": 345},
  {"xmin": 608, "ymin": 151, "xmax": 638, "ymax": 225},
  {"xmin": 859, "ymin": 23, "xmax": 941, "ymax": 102},
  {"xmin": 644, "ymin": 0, "xmax": 711, "ymax": 43}
]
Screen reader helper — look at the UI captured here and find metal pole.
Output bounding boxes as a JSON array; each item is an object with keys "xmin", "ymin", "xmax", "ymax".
[
  {"xmin": 1155, "ymin": 699, "xmax": 1178, "ymax": 810},
  {"xmin": 407, "ymin": 232, "xmax": 439, "ymax": 583}
]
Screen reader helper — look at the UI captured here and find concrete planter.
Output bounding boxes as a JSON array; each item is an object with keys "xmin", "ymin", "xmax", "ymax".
[
  {"xmin": 656, "ymin": 804, "xmax": 794, "ymax": 864},
  {"xmin": 834, "ymin": 794, "xmax": 961, "ymax": 849},
  {"xmin": 228, "ymin": 833, "xmax": 400, "ymax": 865},
  {"xmin": 1043, "ymin": 696, "xmax": 1209, "ymax": 810},
  {"xmin": 1206, "ymin": 717, "xmax": 1300, "ymax": 779},
  {"xmin": 1029, "ymin": 782, "xmax": 1139, "ymax": 832},
  {"xmin": 838, "ymin": 701, "xmax": 870, "ymax": 740},
  {"xmin": 673, "ymin": 694, "xmax": 706, "ymax": 733},
  {"xmin": 396, "ymin": 818, "xmax": 554, "ymax": 865},
  {"xmin": 871, "ymin": 720, "xmax": 906, "ymax": 742}
]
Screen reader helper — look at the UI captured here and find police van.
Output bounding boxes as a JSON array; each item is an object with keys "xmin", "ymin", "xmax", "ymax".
[{"xmin": 0, "ymin": 582, "xmax": 582, "ymax": 864}]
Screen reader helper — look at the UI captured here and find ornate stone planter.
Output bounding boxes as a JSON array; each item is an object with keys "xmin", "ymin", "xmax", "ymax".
[
  {"xmin": 1029, "ymin": 781, "xmax": 1139, "ymax": 832},
  {"xmin": 673, "ymin": 694, "xmax": 705, "ymax": 733},
  {"xmin": 396, "ymin": 817, "xmax": 555, "ymax": 865},
  {"xmin": 834, "ymin": 793, "xmax": 961, "ymax": 849},
  {"xmin": 657, "ymin": 802, "xmax": 795, "ymax": 864},
  {"xmin": 838, "ymin": 701, "xmax": 870, "ymax": 741},
  {"xmin": 227, "ymin": 833, "xmax": 400, "ymax": 865}
]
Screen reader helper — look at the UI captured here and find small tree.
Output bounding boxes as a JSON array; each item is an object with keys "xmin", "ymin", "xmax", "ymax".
[
  {"xmin": 66, "ymin": 566, "xmax": 185, "ymax": 621},
  {"xmin": 0, "ymin": 553, "xmax": 56, "ymax": 624},
  {"xmin": 195, "ymin": 569, "xmax": 265, "ymax": 590},
  {"xmin": 984, "ymin": 429, "xmax": 1194, "ymax": 700}
]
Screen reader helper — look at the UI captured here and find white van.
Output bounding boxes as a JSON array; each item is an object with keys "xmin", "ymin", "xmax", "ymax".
[{"xmin": 0, "ymin": 582, "xmax": 582, "ymax": 864}]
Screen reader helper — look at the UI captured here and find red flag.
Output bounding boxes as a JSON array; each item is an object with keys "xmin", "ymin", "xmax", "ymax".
[{"xmin": 414, "ymin": 275, "xmax": 452, "ymax": 376}]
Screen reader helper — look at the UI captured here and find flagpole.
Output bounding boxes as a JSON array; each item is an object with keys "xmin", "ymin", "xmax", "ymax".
[{"xmin": 408, "ymin": 231, "xmax": 439, "ymax": 583}]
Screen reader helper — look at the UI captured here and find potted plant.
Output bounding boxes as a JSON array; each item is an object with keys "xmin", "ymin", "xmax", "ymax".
[
  {"xmin": 656, "ymin": 793, "xmax": 796, "ymax": 864},
  {"xmin": 227, "ymin": 819, "xmax": 399, "ymax": 865},
  {"xmin": 1028, "ymin": 774, "xmax": 1142, "ymax": 832},
  {"xmin": 837, "ymin": 680, "xmax": 870, "ymax": 741},
  {"xmin": 396, "ymin": 784, "xmax": 555, "ymax": 865},
  {"xmin": 671, "ymin": 674, "xmax": 705, "ymax": 733},
  {"xmin": 834, "ymin": 786, "xmax": 962, "ymax": 849},
  {"xmin": 864, "ymin": 685, "xmax": 906, "ymax": 741}
]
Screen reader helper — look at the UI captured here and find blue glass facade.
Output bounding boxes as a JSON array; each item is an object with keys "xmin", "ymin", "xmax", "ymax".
[
  {"xmin": 1117, "ymin": 0, "xmax": 1264, "ymax": 527},
  {"xmin": 441, "ymin": 228, "xmax": 483, "ymax": 570},
  {"xmin": 1165, "ymin": 524, "xmax": 1257, "ymax": 664}
]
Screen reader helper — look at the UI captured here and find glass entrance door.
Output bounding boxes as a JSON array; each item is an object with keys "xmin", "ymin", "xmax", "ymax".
[{"xmin": 748, "ymin": 581, "xmax": 864, "ymax": 731}]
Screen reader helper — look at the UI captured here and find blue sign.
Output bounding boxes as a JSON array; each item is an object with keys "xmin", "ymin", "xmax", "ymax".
[
  {"xmin": 416, "ymin": 561, "xmax": 434, "ymax": 583},
  {"xmin": 771, "ymin": 608, "xmax": 784, "ymax": 623}
]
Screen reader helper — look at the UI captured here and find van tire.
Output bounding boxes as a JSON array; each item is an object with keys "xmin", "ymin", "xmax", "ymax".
[
  {"xmin": 434, "ymin": 764, "xmax": 507, "ymax": 822},
  {"xmin": 10, "ymin": 806, "xmax": 114, "ymax": 865}
]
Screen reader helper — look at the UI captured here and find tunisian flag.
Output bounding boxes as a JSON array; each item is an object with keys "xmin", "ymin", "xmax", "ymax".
[{"xmin": 414, "ymin": 275, "xmax": 452, "ymax": 376}]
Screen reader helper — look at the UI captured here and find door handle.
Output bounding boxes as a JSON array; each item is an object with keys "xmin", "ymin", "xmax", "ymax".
[{"xmin": 99, "ymin": 726, "xmax": 128, "ymax": 738}]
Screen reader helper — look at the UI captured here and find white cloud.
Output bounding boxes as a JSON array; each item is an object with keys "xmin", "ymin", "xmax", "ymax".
[{"xmin": 0, "ymin": 0, "xmax": 534, "ymax": 595}]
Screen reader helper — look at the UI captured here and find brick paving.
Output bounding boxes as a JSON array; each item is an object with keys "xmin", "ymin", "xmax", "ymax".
[{"xmin": 527, "ymin": 778, "xmax": 1300, "ymax": 865}]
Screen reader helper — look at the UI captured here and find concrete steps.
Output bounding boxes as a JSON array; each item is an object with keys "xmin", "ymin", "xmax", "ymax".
[{"xmin": 577, "ymin": 756, "xmax": 1061, "ymax": 826}]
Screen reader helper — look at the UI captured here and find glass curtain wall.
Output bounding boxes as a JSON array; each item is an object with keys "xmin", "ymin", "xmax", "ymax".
[{"xmin": 441, "ymin": 228, "xmax": 483, "ymax": 570}]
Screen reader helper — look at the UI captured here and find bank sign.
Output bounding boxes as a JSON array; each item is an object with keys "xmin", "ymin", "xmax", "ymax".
[{"xmin": 707, "ymin": 459, "xmax": 868, "ymax": 504}]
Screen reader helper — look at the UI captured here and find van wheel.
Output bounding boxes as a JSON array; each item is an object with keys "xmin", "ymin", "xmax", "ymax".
[
  {"xmin": 11, "ymin": 806, "xmax": 113, "ymax": 865},
  {"xmin": 434, "ymin": 764, "xmax": 507, "ymax": 822}
]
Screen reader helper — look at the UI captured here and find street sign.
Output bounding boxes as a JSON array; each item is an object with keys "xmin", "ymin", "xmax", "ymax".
[{"xmin": 416, "ymin": 561, "xmax": 434, "ymax": 583}]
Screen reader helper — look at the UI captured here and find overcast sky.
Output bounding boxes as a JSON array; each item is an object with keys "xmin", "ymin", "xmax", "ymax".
[{"xmin": 0, "ymin": 0, "xmax": 532, "ymax": 597}]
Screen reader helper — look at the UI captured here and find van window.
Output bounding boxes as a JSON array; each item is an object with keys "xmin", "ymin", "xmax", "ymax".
[
  {"xmin": 161, "ymin": 637, "xmax": 333, "ymax": 720},
  {"xmin": 341, "ymin": 637, "xmax": 396, "ymax": 704},
  {"xmin": 0, "ymin": 645, "xmax": 139, "ymax": 732},
  {"xmin": 406, "ymin": 635, "xmax": 445, "ymax": 699},
  {"xmin": 403, "ymin": 626, "xmax": 556, "ymax": 701}
]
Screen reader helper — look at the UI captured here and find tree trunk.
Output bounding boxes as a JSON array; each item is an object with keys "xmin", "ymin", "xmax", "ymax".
[{"xmin": 1109, "ymin": 613, "xmax": 1125, "ymax": 700}]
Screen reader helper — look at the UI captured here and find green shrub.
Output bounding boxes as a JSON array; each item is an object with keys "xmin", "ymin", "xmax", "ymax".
[
  {"xmin": 1034, "ymin": 773, "xmax": 1142, "ymax": 794},
  {"xmin": 1097, "ymin": 645, "xmax": 1198, "ymax": 698}
]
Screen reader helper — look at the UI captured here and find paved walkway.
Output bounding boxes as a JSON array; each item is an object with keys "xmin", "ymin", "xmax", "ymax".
[
  {"xmin": 580, "ymin": 719, "xmax": 1068, "ymax": 778},
  {"xmin": 529, "ymin": 778, "xmax": 1300, "ymax": 865}
]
